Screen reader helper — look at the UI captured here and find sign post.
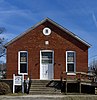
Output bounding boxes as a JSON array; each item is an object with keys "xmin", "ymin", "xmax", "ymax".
[
  {"xmin": 13, "ymin": 74, "xmax": 24, "ymax": 93},
  {"xmin": 22, "ymin": 74, "xmax": 24, "ymax": 93},
  {"xmin": 13, "ymin": 74, "xmax": 15, "ymax": 93}
]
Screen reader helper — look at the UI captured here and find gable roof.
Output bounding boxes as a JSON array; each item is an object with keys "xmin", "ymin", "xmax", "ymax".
[{"xmin": 5, "ymin": 18, "xmax": 91, "ymax": 48}]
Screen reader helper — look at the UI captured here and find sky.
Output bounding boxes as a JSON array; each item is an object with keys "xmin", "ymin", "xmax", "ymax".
[{"xmin": 0, "ymin": 0, "xmax": 97, "ymax": 64}]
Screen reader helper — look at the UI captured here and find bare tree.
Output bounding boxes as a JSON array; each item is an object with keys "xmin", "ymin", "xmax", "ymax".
[
  {"xmin": 0, "ymin": 27, "xmax": 6, "ymax": 79},
  {"xmin": 89, "ymin": 59, "xmax": 97, "ymax": 75},
  {"xmin": 0, "ymin": 27, "xmax": 6, "ymax": 57}
]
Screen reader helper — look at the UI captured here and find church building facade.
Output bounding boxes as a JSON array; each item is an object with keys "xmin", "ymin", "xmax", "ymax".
[{"xmin": 5, "ymin": 18, "xmax": 91, "ymax": 80}]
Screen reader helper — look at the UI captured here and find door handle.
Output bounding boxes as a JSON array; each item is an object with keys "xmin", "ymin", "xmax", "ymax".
[{"xmin": 45, "ymin": 70, "xmax": 48, "ymax": 74}]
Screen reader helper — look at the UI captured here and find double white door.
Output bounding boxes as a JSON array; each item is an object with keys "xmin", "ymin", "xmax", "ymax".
[{"xmin": 40, "ymin": 50, "xmax": 54, "ymax": 80}]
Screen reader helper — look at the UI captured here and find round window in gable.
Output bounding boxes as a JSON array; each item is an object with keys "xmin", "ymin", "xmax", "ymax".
[{"xmin": 43, "ymin": 27, "xmax": 51, "ymax": 35}]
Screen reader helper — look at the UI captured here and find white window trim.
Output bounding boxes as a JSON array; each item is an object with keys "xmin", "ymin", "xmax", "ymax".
[
  {"xmin": 18, "ymin": 51, "xmax": 28, "ymax": 75},
  {"xmin": 66, "ymin": 51, "xmax": 76, "ymax": 75}
]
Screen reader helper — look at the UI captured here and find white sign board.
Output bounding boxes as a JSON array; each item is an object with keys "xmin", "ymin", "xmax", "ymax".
[
  {"xmin": 14, "ymin": 76, "xmax": 22, "ymax": 85},
  {"xmin": 13, "ymin": 74, "xmax": 24, "ymax": 93}
]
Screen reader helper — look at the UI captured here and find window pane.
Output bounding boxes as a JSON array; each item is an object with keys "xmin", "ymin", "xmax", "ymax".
[
  {"xmin": 42, "ymin": 59, "xmax": 52, "ymax": 64},
  {"xmin": 20, "ymin": 63, "xmax": 27, "ymax": 73},
  {"xmin": 42, "ymin": 52, "xmax": 52, "ymax": 59},
  {"xmin": 67, "ymin": 64, "xmax": 74, "ymax": 72},
  {"xmin": 20, "ymin": 52, "xmax": 27, "ymax": 62},
  {"xmin": 41, "ymin": 52, "xmax": 53, "ymax": 64},
  {"xmin": 67, "ymin": 52, "xmax": 74, "ymax": 62},
  {"xmin": 45, "ymin": 29, "xmax": 48, "ymax": 33}
]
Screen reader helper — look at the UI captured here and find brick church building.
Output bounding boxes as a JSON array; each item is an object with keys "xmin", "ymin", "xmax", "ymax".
[{"xmin": 5, "ymin": 18, "xmax": 91, "ymax": 80}]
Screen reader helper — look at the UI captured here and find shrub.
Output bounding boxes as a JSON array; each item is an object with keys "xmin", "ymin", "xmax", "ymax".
[{"xmin": 0, "ymin": 82, "xmax": 11, "ymax": 95}]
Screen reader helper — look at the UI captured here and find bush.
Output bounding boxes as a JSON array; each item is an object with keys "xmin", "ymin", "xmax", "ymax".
[{"xmin": 0, "ymin": 82, "xmax": 11, "ymax": 95}]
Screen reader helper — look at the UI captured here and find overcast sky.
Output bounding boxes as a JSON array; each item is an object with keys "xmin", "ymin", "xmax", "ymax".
[{"xmin": 0, "ymin": 0, "xmax": 97, "ymax": 63}]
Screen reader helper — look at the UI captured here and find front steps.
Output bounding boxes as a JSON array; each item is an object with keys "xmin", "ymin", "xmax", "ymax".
[{"xmin": 29, "ymin": 80, "xmax": 62, "ymax": 95}]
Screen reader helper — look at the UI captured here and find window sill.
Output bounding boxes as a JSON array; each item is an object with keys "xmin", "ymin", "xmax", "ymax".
[
  {"xmin": 67, "ymin": 72, "xmax": 76, "ymax": 75},
  {"xmin": 18, "ymin": 73, "xmax": 28, "ymax": 75}
]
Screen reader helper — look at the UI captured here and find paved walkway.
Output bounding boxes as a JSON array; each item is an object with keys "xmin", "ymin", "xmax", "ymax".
[
  {"xmin": 0, "ymin": 95, "xmax": 65, "ymax": 100},
  {"xmin": 0, "ymin": 95, "xmax": 97, "ymax": 100}
]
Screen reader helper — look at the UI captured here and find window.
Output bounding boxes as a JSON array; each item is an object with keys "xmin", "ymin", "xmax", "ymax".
[
  {"xmin": 43, "ymin": 27, "xmax": 51, "ymax": 35},
  {"xmin": 66, "ymin": 51, "xmax": 76, "ymax": 73},
  {"xmin": 45, "ymin": 29, "xmax": 48, "ymax": 33},
  {"xmin": 41, "ymin": 52, "xmax": 53, "ymax": 64},
  {"xmin": 18, "ymin": 51, "xmax": 28, "ymax": 75}
]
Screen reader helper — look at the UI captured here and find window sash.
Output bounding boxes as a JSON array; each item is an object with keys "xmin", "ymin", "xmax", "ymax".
[
  {"xmin": 18, "ymin": 51, "xmax": 28, "ymax": 75},
  {"xmin": 67, "ymin": 63, "xmax": 74, "ymax": 72},
  {"xmin": 66, "ymin": 51, "xmax": 76, "ymax": 73},
  {"xmin": 41, "ymin": 52, "xmax": 53, "ymax": 64},
  {"xmin": 20, "ymin": 63, "xmax": 27, "ymax": 73}
]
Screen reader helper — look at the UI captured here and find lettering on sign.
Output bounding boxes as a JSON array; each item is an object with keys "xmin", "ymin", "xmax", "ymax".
[{"xmin": 14, "ymin": 76, "xmax": 22, "ymax": 85}]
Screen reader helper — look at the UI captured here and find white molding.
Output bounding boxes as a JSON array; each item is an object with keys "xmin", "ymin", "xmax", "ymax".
[
  {"xmin": 41, "ymin": 50, "xmax": 53, "ymax": 52},
  {"xmin": 18, "ymin": 51, "xmax": 28, "ymax": 75}
]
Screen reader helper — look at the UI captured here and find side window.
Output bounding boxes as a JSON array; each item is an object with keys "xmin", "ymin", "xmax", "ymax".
[
  {"xmin": 18, "ymin": 51, "xmax": 28, "ymax": 75},
  {"xmin": 66, "ymin": 51, "xmax": 76, "ymax": 73}
]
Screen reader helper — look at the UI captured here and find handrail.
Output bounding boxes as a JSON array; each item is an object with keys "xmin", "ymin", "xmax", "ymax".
[
  {"xmin": 62, "ymin": 71, "xmax": 94, "ymax": 82},
  {"xmin": 63, "ymin": 71, "xmax": 94, "ymax": 76}
]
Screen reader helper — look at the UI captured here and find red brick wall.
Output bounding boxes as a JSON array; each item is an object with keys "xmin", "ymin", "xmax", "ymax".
[{"xmin": 6, "ymin": 21, "xmax": 88, "ymax": 79}]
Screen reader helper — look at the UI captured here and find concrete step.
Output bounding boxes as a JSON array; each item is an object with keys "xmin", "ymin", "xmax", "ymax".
[
  {"xmin": 29, "ymin": 91, "xmax": 62, "ymax": 95},
  {"xmin": 31, "ymin": 84, "xmax": 47, "ymax": 86},
  {"xmin": 29, "ymin": 80, "xmax": 61, "ymax": 95},
  {"xmin": 31, "ymin": 80, "xmax": 50, "ymax": 83},
  {"xmin": 30, "ymin": 87, "xmax": 54, "ymax": 89},
  {"xmin": 31, "ymin": 81, "xmax": 49, "ymax": 83},
  {"xmin": 30, "ymin": 88, "xmax": 58, "ymax": 91},
  {"xmin": 30, "ymin": 86, "xmax": 56, "ymax": 89},
  {"xmin": 30, "ymin": 83, "xmax": 56, "ymax": 87}
]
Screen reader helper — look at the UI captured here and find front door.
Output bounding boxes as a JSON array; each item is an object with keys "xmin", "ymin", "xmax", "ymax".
[{"xmin": 40, "ymin": 50, "xmax": 54, "ymax": 80}]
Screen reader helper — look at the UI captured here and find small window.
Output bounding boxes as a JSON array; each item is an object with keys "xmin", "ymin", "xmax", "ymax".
[
  {"xmin": 66, "ymin": 51, "xmax": 76, "ymax": 73},
  {"xmin": 18, "ymin": 51, "xmax": 28, "ymax": 75},
  {"xmin": 43, "ymin": 27, "xmax": 51, "ymax": 35},
  {"xmin": 45, "ymin": 29, "xmax": 48, "ymax": 33}
]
